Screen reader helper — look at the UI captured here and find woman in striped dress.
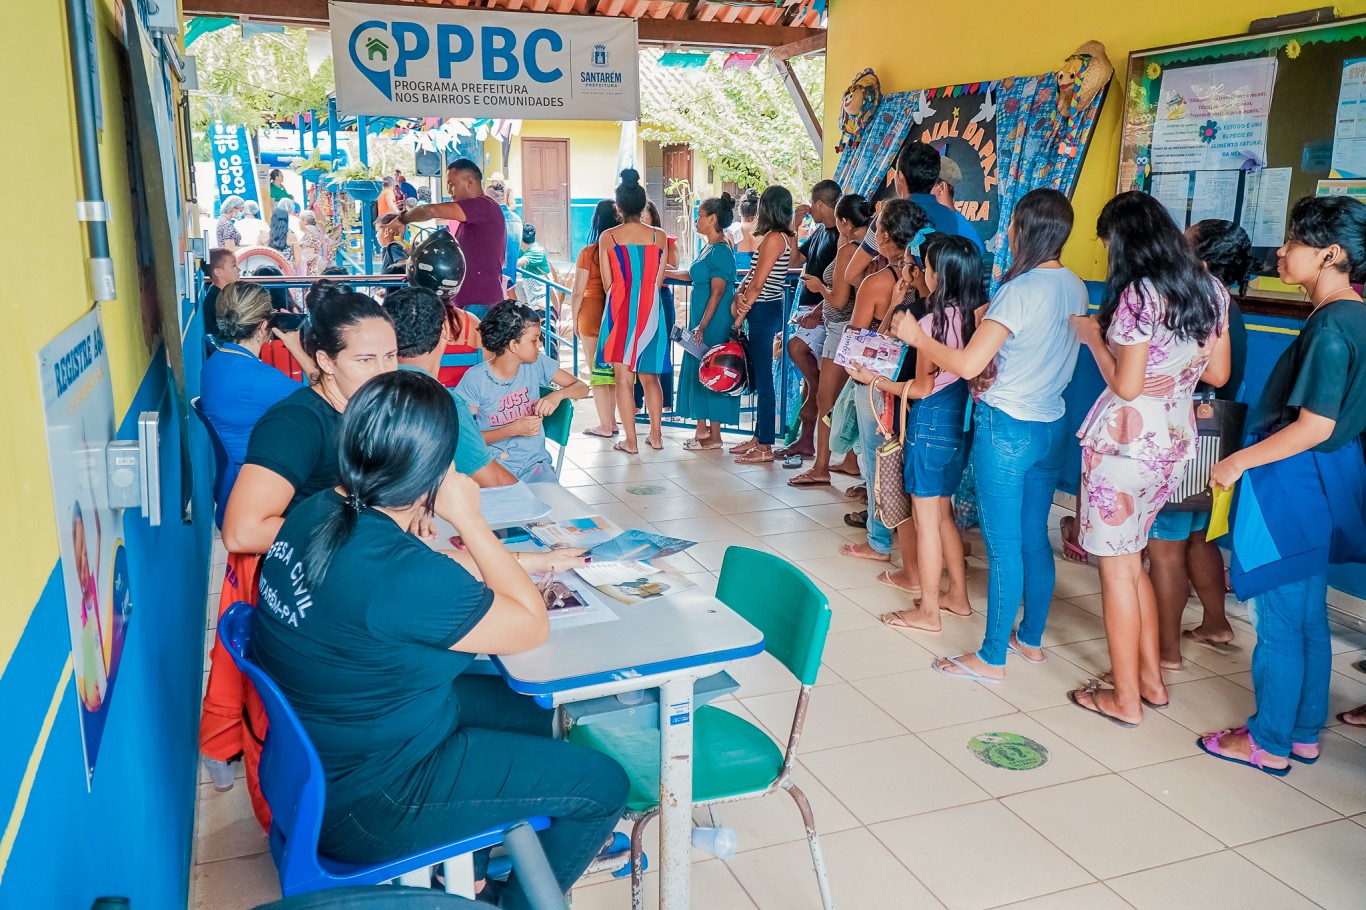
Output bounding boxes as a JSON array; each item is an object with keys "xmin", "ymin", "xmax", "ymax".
[
  {"xmin": 598, "ymin": 169, "xmax": 668, "ymax": 454},
  {"xmin": 729, "ymin": 186, "xmax": 796, "ymax": 464}
]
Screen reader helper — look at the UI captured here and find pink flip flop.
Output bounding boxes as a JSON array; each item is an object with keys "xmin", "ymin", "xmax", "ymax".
[{"xmin": 1197, "ymin": 726, "xmax": 1290, "ymax": 776}]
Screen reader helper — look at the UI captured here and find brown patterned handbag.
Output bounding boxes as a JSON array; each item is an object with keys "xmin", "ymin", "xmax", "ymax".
[{"xmin": 870, "ymin": 379, "xmax": 914, "ymax": 530}]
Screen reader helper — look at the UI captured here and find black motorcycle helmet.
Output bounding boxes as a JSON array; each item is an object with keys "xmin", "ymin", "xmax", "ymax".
[{"xmin": 406, "ymin": 229, "xmax": 467, "ymax": 298}]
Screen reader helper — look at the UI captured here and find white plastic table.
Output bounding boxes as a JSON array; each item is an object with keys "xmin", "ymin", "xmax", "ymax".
[{"xmin": 457, "ymin": 482, "xmax": 766, "ymax": 910}]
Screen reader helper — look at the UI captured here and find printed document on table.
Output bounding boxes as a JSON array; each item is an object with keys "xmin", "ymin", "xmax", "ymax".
[{"xmin": 479, "ymin": 481, "xmax": 552, "ymax": 527}]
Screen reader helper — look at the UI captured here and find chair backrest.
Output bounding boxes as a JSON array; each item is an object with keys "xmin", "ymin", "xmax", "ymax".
[
  {"xmin": 191, "ymin": 396, "xmax": 236, "ymax": 530},
  {"xmin": 538, "ymin": 387, "xmax": 573, "ymax": 448},
  {"xmin": 219, "ymin": 603, "xmax": 331, "ymax": 891},
  {"xmin": 716, "ymin": 547, "xmax": 830, "ymax": 687}
]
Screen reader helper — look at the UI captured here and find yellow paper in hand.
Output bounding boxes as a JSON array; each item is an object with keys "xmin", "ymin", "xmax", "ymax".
[{"xmin": 1207, "ymin": 485, "xmax": 1233, "ymax": 540}]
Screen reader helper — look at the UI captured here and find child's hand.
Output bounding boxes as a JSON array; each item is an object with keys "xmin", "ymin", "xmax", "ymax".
[
  {"xmin": 533, "ymin": 394, "xmax": 561, "ymax": 418},
  {"xmin": 846, "ymin": 364, "xmax": 877, "ymax": 385},
  {"xmin": 893, "ymin": 312, "xmax": 927, "ymax": 348},
  {"xmin": 1209, "ymin": 453, "xmax": 1245, "ymax": 491},
  {"xmin": 510, "ymin": 415, "xmax": 544, "ymax": 437}
]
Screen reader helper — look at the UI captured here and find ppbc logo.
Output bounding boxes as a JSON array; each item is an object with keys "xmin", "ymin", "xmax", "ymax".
[{"xmin": 349, "ymin": 19, "xmax": 566, "ymax": 99}]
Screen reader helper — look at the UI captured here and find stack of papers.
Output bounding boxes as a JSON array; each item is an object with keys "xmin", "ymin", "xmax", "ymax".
[
  {"xmin": 574, "ymin": 561, "xmax": 697, "ymax": 605},
  {"xmin": 587, "ymin": 529, "xmax": 696, "ymax": 562},
  {"xmin": 479, "ymin": 481, "xmax": 551, "ymax": 526}
]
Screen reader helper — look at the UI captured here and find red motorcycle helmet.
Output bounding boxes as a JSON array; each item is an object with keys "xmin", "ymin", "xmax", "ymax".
[{"xmin": 699, "ymin": 340, "xmax": 748, "ymax": 396}]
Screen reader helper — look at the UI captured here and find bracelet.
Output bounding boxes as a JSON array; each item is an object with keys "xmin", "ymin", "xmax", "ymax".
[{"xmin": 871, "ymin": 376, "xmax": 883, "ymax": 393}]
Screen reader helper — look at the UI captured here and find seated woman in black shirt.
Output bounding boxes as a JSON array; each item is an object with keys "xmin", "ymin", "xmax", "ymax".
[
  {"xmin": 252, "ymin": 370, "xmax": 628, "ymax": 908},
  {"xmin": 222, "ymin": 285, "xmax": 398, "ymax": 554}
]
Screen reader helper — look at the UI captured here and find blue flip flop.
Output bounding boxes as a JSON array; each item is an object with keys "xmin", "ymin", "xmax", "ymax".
[
  {"xmin": 931, "ymin": 654, "xmax": 1002, "ymax": 684},
  {"xmin": 1196, "ymin": 729, "xmax": 1291, "ymax": 777}
]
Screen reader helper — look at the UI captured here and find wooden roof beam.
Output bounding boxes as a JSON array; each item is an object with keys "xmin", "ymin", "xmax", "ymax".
[{"xmin": 183, "ymin": 0, "xmax": 823, "ymax": 47}]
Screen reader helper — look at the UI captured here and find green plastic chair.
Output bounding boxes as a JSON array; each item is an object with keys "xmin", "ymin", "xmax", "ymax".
[
  {"xmin": 568, "ymin": 547, "xmax": 834, "ymax": 910},
  {"xmin": 539, "ymin": 386, "xmax": 573, "ymax": 476}
]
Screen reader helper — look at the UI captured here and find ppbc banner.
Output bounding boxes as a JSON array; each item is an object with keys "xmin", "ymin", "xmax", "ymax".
[{"xmin": 329, "ymin": 1, "xmax": 639, "ymax": 121}]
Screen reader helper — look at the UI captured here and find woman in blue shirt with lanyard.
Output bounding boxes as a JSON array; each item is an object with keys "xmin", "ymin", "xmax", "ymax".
[
  {"xmin": 252, "ymin": 370, "xmax": 627, "ymax": 907},
  {"xmin": 200, "ymin": 282, "xmax": 314, "ymax": 472}
]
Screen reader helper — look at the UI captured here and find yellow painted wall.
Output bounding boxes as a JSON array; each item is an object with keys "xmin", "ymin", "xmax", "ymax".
[
  {"xmin": 0, "ymin": 0, "xmax": 155, "ymax": 674},
  {"xmin": 823, "ymin": 0, "xmax": 1366, "ymax": 279},
  {"xmin": 489, "ymin": 120, "xmax": 630, "ymax": 201}
]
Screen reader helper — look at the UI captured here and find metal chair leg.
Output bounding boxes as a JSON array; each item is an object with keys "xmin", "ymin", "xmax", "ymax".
[
  {"xmin": 784, "ymin": 780, "xmax": 834, "ymax": 910},
  {"xmin": 629, "ymin": 810, "xmax": 659, "ymax": 910}
]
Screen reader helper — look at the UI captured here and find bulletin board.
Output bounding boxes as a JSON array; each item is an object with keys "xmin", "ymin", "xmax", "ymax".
[{"xmin": 1119, "ymin": 14, "xmax": 1366, "ymax": 303}]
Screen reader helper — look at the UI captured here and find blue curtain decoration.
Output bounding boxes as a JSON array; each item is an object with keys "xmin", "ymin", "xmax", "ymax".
[{"xmin": 832, "ymin": 91, "xmax": 918, "ymax": 197}]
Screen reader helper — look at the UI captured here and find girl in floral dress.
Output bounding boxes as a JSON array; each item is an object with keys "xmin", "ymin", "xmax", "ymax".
[{"xmin": 1069, "ymin": 192, "xmax": 1230, "ymax": 727}]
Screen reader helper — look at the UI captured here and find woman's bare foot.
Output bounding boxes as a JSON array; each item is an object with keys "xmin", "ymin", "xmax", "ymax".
[
  {"xmin": 881, "ymin": 608, "xmax": 942, "ymax": 632},
  {"xmin": 830, "ymin": 453, "xmax": 861, "ymax": 477},
  {"xmin": 881, "ymin": 566, "xmax": 922, "ymax": 590},
  {"xmin": 646, "ymin": 433, "xmax": 664, "ymax": 450},
  {"xmin": 1071, "ymin": 684, "xmax": 1144, "ymax": 726},
  {"xmin": 841, "ymin": 541, "xmax": 892, "ymax": 562},
  {"xmin": 936, "ymin": 592, "xmax": 973, "ymax": 617},
  {"xmin": 729, "ymin": 438, "xmax": 758, "ymax": 455},
  {"xmin": 1097, "ymin": 670, "xmax": 1170, "ymax": 707},
  {"xmin": 1008, "ymin": 632, "xmax": 1045, "ymax": 662}
]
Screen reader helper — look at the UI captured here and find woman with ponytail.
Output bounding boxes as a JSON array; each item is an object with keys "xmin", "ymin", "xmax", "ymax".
[
  {"xmin": 253, "ymin": 370, "xmax": 627, "ymax": 907},
  {"xmin": 597, "ymin": 168, "xmax": 670, "ymax": 453},
  {"xmin": 1200, "ymin": 195, "xmax": 1366, "ymax": 773}
]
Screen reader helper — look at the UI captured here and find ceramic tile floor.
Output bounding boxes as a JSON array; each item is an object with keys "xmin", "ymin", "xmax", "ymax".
[{"xmin": 190, "ymin": 421, "xmax": 1366, "ymax": 910}]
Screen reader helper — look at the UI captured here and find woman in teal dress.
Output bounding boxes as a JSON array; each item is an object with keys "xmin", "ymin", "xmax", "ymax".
[{"xmin": 672, "ymin": 193, "xmax": 740, "ymax": 448}]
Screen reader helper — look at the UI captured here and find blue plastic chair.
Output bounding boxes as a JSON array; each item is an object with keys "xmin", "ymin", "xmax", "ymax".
[
  {"xmin": 217, "ymin": 603, "xmax": 559, "ymax": 903},
  {"xmin": 191, "ymin": 396, "xmax": 236, "ymax": 530}
]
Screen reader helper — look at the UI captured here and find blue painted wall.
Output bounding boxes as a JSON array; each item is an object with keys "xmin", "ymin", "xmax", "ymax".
[{"xmin": 0, "ymin": 336, "xmax": 214, "ymax": 909}]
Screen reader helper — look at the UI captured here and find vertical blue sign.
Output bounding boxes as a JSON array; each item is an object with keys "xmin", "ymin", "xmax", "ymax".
[{"xmin": 210, "ymin": 123, "xmax": 260, "ymax": 212}]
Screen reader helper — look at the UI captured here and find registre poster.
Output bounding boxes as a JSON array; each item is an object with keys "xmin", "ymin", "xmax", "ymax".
[
  {"xmin": 1151, "ymin": 59, "xmax": 1276, "ymax": 172},
  {"xmin": 1330, "ymin": 58, "xmax": 1366, "ymax": 178},
  {"xmin": 37, "ymin": 308, "xmax": 133, "ymax": 785},
  {"xmin": 329, "ymin": 1, "xmax": 639, "ymax": 120}
]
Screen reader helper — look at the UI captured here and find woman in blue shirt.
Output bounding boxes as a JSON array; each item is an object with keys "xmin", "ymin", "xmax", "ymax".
[{"xmin": 200, "ymin": 282, "xmax": 313, "ymax": 473}]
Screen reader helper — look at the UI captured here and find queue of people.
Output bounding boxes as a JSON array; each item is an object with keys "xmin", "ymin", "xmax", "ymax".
[{"xmin": 192, "ymin": 136, "xmax": 1366, "ymax": 906}]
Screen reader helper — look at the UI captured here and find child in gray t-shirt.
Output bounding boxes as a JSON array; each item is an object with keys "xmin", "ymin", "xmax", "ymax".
[{"xmin": 455, "ymin": 302, "xmax": 589, "ymax": 482}]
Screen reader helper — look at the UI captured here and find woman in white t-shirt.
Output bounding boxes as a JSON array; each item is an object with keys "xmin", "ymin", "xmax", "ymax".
[{"xmin": 894, "ymin": 188, "xmax": 1088, "ymax": 683}]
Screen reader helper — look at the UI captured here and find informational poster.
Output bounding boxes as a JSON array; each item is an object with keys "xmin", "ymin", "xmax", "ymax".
[
  {"xmin": 37, "ymin": 308, "xmax": 133, "ymax": 785},
  {"xmin": 1317, "ymin": 178, "xmax": 1366, "ymax": 199},
  {"xmin": 911, "ymin": 85, "xmax": 1000, "ymax": 250},
  {"xmin": 1190, "ymin": 170, "xmax": 1241, "ymax": 224},
  {"xmin": 1150, "ymin": 172, "xmax": 1192, "ymax": 228},
  {"xmin": 210, "ymin": 123, "xmax": 260, "ymax": 210},
  {"xmin": 1151, "ymin": 59, "xmax": 1276, "ymax": 172},
  {"xmin": 1239, "ymin": 167, "xmax": 1293, "ymax": 248},
  {"xmin": 1330, "ymin": 58, "xmax": 1366, "ymax": 178},
  {"xmin": 330, "ymin": 2, "xmax": 639, "ymax": 120}
]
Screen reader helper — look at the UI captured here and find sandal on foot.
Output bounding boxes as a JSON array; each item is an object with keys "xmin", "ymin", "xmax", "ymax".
[
  {"xmin": 876, "ymin": 569, "xmax": 920, "ymax": 594},
  {"xmin": 931, "ymin": 654, "xmax": 1002, "ymax": 684},
  {"xmin": 1059, "ymin": 516, "xmax": 1090, "ymax": 564},
  {"xmin": 1068, "ymin": 681, "xmax": 1139, "ymax": 728},
  {"xmin": 788, "ymin": 471, "xmax": 832, "ymax": 487},
  {"xmin": 1337, "ymin": 708, "xmax": 1366, "ymax": 727},
  {"xmin": 1007, "ymin": 634, "xmax": 1047, "ymax": 664},
  {"xmin": 1290, "ymin": 742, "xmax": 1320, "ymax": 764},
  {"xmin": 582, "ymin": 426, "xmax": 619, "ymax": 438},
  {"xmin": 1197, "ymin": 728, "xmax": 1290, "ymax": 776},
  {"xmin": 841, "ymin": 542, "xmax": 890, "ymax": 562},
  {"xmin": 831, "ymin": 462, "xmax": 861, "ymax": 477},
  {"xmin": 646, "ymin": 438, "xmax": 664, "ymax": 450},
  {"xmin": 1182, "ymin": 629, "xmax": 1237, "ymax": 653},
  {"xmin": 729, "ymin": 439, "xmax": 758, "ymax": 455},
  {"xmin": 1094, "ymin": 671, "xmax": 1168, "ymax": 708},
  {"xmin": 612, "ymin": 441, "xmax": 639, "ymax": 454},
  {"xmin": 682, "ymin": 438, "xmax": 721, "ymax": 451},
  {"xmin": 735, "ymin": 447, "xmax": 775, "ymax": 464},
  {"xmin": 844, "ymin": 510, "xmax": 868, "ymax": 528},
  {"xmin": 880, "ymin": 610, "xmax": 940, "ymax": 633}
]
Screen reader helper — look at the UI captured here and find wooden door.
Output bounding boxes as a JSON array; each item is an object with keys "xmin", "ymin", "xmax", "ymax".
[
  {"xmin": 521, "ymin": 138, "xmax": 570, "ymax": 259},
  {"xmin": 662, "ymin": 143, "xmax": 694, "ymax": 241}
]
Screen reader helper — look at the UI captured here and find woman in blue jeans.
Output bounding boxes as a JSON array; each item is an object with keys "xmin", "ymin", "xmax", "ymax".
[
  {"xmin": 895, "ymin": 189, "xmax": 1089, "ymax": 682},
  {"xmin": 730, "ymin": 186, "xmax": 796, "ymax": 464},
  {"xmin": 1200, "ymin": 195, "xmax": 1366, "ymax": 774}
]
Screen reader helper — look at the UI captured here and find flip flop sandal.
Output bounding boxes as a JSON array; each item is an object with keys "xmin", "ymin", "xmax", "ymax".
[
  {"xmin": 876, "ymin": 569, "xmax": 920, "ymax": 594},
  {"xmin": 735, "ymin": 448, "xmax": 775, "ymax": 464},
  {"xmin": 880, "ymin": 611, "xmax": 940, "ymax": 633},
  {"xmin": 1094, "ymin": 671, "xmax": 1169, "ymax": 707},
  {"xmin": 1068, "ymin": 681, "xmax": 1138, "ymax": 728},
  {"xmin": 931, "ymin": 654, "xmax": 1002, "ymax": 684},
  {"xmin": 1059, "ymin": 516, "xmax": 1090, "ymax": 564},
  {"xmin": 843, "ymin": 510, "xmax": 868, "ymax": 528},
  {"xmin": 1337, "ymin": 710, "xmax": 1366, "ymax": 727},
  {"xmin": 1007, "ymin": 635, "xmax": 1048, "ymax": 664},
  {"xmin": 788, "ymin": 472, "xmax": 832, "ymax": 487},
  {"xmin": 845, "ymin": 483, "xmax": 867, "ymax": 499},
  {"xmin": 1182, "ymin": 629, "xmax": 1238, "ymax": 653},
  {"xmin": 612, "ymin": 441, "xmax": 639, "ymax": 454},
  {"xmin": 646, "ymin": 439, "xmax": 664, "ymax": 450},
  {"xmin": 1290, "ymin": 742, "xmax": 1320, "ymax": 764},
  {"xmin": 729, "ymin": 440, "xmax": 758, "ymax": 455},
  {"xmin": 1197, "ymin": 728, "xmax": 1290, "ymax": 776},
  {"xmin": 682, "ymin": 438, "xmax": 721, "ymax": 451},
  {"xmin": 840, "ymin": 542, "xmax": 891, "ymax": 562},
  {"xmin": 782, "ymin": 454, "xmax": 804, "ymax": 469},
  {"xmin": 582, "ymin": 427, "xmax": 618, "ymax": 438}
]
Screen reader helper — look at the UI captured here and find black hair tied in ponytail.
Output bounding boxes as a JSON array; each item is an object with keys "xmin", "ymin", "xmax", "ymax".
[
  {"xmin": 304, "ymin": 371, "xmax": 458, "ymax": 583},
  {"xmin": 700, "ymin": 192, "xmax": 736, "ymax": 231}
]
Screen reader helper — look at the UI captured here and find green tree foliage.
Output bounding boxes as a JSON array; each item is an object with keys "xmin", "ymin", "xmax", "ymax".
[
  {"xmin": 189, "ymin": 26, "xmax": 333, "ymax": 159},
  {"xmin": 639, "ymin": 53, "xmax": 825, "ymax": 191}
]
